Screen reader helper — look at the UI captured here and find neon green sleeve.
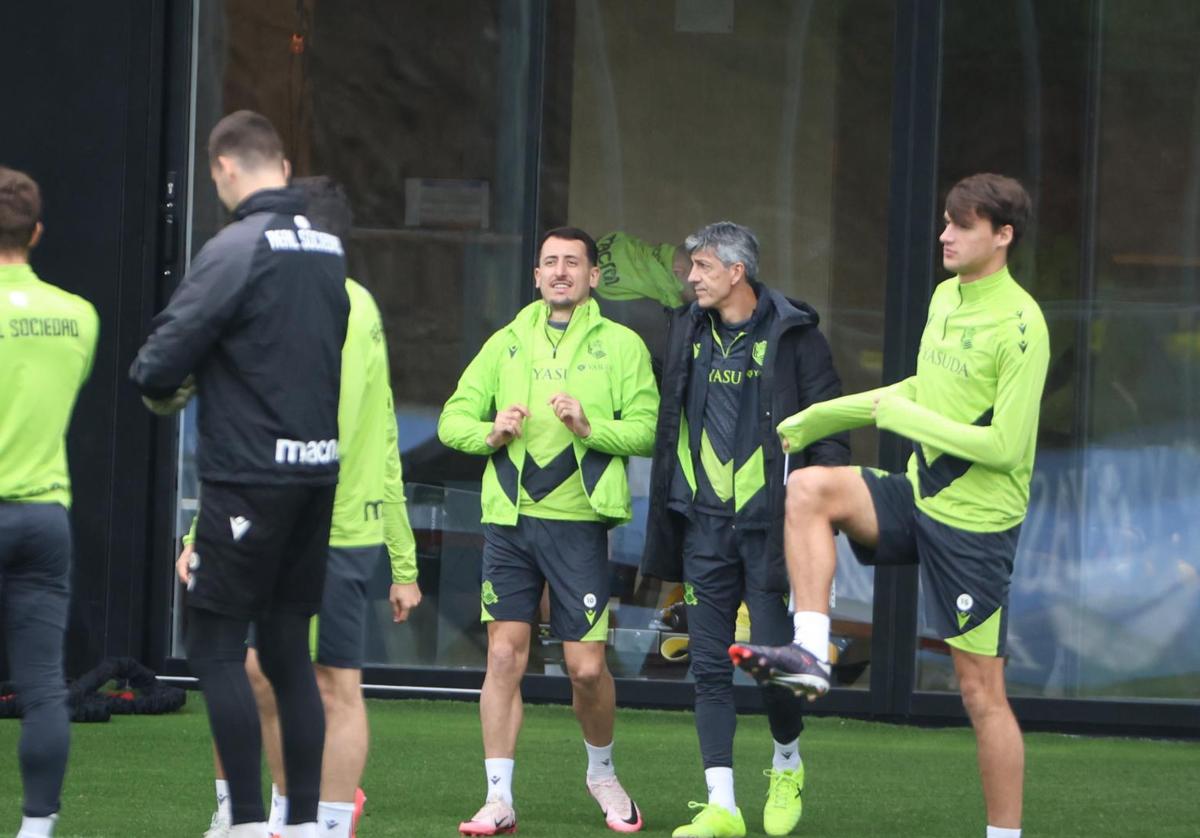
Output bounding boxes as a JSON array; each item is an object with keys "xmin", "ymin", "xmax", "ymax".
[
  {"xmin": 183, "ymin": 514, "xmax": 197, "ymax": 546},
  {"xmin": 437, "ymin": 333, "xmax": 503, "ymax": 455},
  {"xmin": 581, "ymin": 331, "xmax": 659, "ymax": 457},
  {"xmin": 382, "ymin": 388, "xmax": 418, "ymax": 584},
  {"xmin": 776, "ymin": 377, "xmax": 916, "ymax": 451},
  {"xmin": 876, "ymin": 324, "xmax": 1049, "ymax": 471}
]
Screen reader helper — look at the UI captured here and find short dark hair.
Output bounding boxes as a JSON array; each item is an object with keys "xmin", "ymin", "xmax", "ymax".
[
  {"xmin": 945, "ymin": 173, "xmax": 1032, "ymax": 249},
  {"xmin": 0, "ymin": 166, "xmax": 41, "ymax": 252},
  {"xmin": 207, "ymin": 110, "xmax": 284, "ymax": 169},
  {"xmin": 292, "ymin": 175, "xmax": 353, "ymax": 241},
  {"xmin": 538, "ymin": 226, "xmax": 598, "ymax": 267}
]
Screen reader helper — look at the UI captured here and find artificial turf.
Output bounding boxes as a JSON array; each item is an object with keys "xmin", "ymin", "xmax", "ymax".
[{"xmin": 1, "ymin": 695, "xmax": 1196, "ymax": 837}]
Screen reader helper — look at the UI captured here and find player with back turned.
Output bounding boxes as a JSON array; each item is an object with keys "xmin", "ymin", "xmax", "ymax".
[
  {"xmin": 130, "ymin": 111, "xmax": 350, "ymax": 838},
  {"xmin": 0, "ymin": 165, "xmax": 99, "ymax": 838}
]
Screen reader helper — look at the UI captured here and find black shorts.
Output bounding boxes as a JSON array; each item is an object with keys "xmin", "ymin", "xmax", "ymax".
[
  {"xmin": 481, "ymin": 516, "xmax": 609, "ymax": 642},
  {"xmin": 189, "ymin": 481, "xmax": 336, "ymax": 620},
  {"xmin": 849, "ymin": 470, "xmax": 1020, "ymax": 657}
]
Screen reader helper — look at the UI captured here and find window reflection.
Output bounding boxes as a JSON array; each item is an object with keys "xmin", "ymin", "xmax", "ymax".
[
  {"xmin": 921, "ymin": 0, "xmax": 1200, "ymax": 700},
  {"xmin": 175, "ymin": 0, "xmax": 897, "ymax": 689}
]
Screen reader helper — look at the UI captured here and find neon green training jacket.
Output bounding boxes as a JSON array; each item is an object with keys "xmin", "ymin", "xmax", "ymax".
[
  {"xmin": 438, "ymin": 297, "xmax": 659, "ymax": 526},
  {"xmin": 777, "ymin": 267, "xmax": 1049, "ymax": 532},
  {"xmin": 0, "ymin": 264, "xmax": 99, "ymax": 507},
  {"xmin": 595, "ymin": 232, "xmax": 684, "ymax": 309},
  {"xmin": 334, "ymin": 279, "xmax": 416, "ymax": 582}
]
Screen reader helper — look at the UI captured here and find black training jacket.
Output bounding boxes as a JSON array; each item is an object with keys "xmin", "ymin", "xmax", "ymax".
[
  {"xmin": 130, "ymin": 187, "xmax": 349, "ymax": 486},
  {"xmin": 640, "ymin": 281, "xmax": 850, "ymax": 593}
]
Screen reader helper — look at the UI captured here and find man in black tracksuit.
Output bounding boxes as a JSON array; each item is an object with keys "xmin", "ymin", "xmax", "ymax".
[
  {"xmin": 641, "ymin": 222, "xmax": 848, "ymax": 838},
  {"xmin": 130, "ymin": 111, "xmax": 348, "ymax": 837}
]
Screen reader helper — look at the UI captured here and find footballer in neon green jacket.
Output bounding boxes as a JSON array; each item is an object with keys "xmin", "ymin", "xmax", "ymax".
[
  {"xmin": 742, "ymin": 175, "xmax": 1049, "ymax": 838},
  {"xmin": 442, "ymin": 229, "xmax": 654, "ymax": 834},
  {"xmin": 777, "ymin": 266, "xmax": 1048, "ymax": 533},
  {"xmin": 438, "ymin": 296, "xmax": 658, "ymax": 526},
  {"xmin": 333, "ymin": 279, "xmax": 417, "ymax": 583}
]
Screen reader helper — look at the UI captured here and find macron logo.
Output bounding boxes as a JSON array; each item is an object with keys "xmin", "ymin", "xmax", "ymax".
[
  {"xmin": 229, "ymin": 516, "xmax": 251, "ymax": 541},
  {"xmin": 275, "ymin": 437, "xmax": 339, "ymax": 466}
]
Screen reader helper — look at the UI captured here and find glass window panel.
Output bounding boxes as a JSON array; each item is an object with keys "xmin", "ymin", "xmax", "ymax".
[
  {"xmin": 920, "ymin": 0, "xmax": 1200, "ymax": 700},
  {"xmin": 172, "ymin": 0, "xmax": 538, "ymax": 669},
  {"xmin": 173, "ymin": 0, "xmax": 895, "ymax": 685},
  {"xmin": 548, "ymin": 0, "xmax": 893, "ymax": 687}
]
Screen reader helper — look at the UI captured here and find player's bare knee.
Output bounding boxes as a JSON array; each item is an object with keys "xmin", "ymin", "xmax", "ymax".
[
  {"xmin": 566, "ymin": 656, "xmax": 606, "ymax": 689},
  {"xmin": 316, "ymin": 668, "xmax": 361, "ymax": 715},
  {"xmin": 786, "ymin": 467, "xmax": 831, "ymax": 521},
  {"xmin": 487, "ymin": 640, "xmax": 527, "ymax": 678},
  {"xmin": 958, "ymin": 673, "xmax": 1006, "ymax": 724}
]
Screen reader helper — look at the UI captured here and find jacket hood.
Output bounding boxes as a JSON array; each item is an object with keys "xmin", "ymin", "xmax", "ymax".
[{"xmin": 234, "ymin": 186, "xmax": 307, "ymax": 220}]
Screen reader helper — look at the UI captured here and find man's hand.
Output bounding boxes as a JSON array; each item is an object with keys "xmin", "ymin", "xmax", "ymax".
[
  {"xmin": 176, "ymin": 543, "xmax": 194, "ymax": 585},
  {"xmin": 142, "ymin": 374, "xmax": 197, "ymax": 416},
  {"xmin": 873, "ymin": 392, "xmax": 907, "ymax": 430},
  {"xmin": 486, "ymin": 404, "xmax": 530, "ymax": 448},
  {"xmin": 548, "ymin": 393, "xmax": 591, "ymax": 438},
  {"xmin": 389, "ymin": 582, "xmax": 422, "ymax": 623},
  {"xmin": 777, "ymin": 408, "xmax": 811, "ymax": 453}
]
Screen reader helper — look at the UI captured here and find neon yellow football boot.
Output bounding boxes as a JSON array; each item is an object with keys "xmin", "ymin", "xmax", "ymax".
[{"xmin": 762, "ymin": 765, "xmax": 804, "ymax": 835}]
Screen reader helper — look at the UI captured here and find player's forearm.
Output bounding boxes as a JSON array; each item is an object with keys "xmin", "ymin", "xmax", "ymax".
[
  {"xmin": 875, "ymin": 395, "xmax": 1020, "ymax": 471},
  {"xmin": 436, "ymin": 410, "xmax": 497, "ymax": 455},
  {"xmin": 580, "ymin": 414, "xmax": 656, "ymax": 457},
  {"xmin": 581, "ymin": 349, "xmax": 659, "ymax": 457},
  {"xmin": 777, "ymin": 386, "xmax": 887, "ymax": 450},
  {"xmin": 384, "ymin": 501, "xmax": 418, "ymax": 583},
  {"xmin": 129, "ymin": 334, "xmax": 194, "ymax": 398}
]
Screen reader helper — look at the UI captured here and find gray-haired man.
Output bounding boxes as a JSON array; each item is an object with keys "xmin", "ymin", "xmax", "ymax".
[{"xmin": 641, "ymin": 222, "xmax": 848, "ymax": 838}]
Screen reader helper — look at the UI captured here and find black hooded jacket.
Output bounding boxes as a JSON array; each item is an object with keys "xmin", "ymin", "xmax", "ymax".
[
  {"xmin": 130, "ymin": 187, "xmax": 349, "ymax": 485},
  {"xmin": 640, "ymin": 281, "xmax": 850, "ymax": 592}
]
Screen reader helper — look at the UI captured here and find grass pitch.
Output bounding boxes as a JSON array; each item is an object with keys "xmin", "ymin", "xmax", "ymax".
[{"xmin": 1, "ymin": 695, "xmax": 1196, "ymax": 836}]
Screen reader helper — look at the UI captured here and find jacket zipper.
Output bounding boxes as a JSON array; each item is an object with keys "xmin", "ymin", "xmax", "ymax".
[{"xmin": 942, "ymin": 284, "xmax": 963, "ymax": 340}]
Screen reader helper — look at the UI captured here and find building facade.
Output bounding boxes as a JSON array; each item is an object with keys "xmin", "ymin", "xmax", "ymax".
[{"xmin": 2, "ymin": 0, "xmax": 1197, "ymax": 734}]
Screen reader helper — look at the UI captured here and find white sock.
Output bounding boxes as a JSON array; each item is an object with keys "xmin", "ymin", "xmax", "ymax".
[
  {"xmin": 792, "ymin": 611, "xmax": 831, "ymax": 664},
  {"xmin": 317, "ymin": 801, "xmax": 355, "ymax": 837},
  {"xmin": 283, "ymin": 824, "xmax": 318, "ymax": 838},
  {"xmin": 16, "ymin": 814, "xmax": 57, "ymax": 838},
  {"xmin": 704, "ymin": 766, "xmax": 736, "ymax": 811},
  {"xmin": 585, "ymin": 740, "xmax": 616, "ymax": 781},
  {"xmin": 485, "ymin": 757, "xmax": 515, "ymax": 804},
  {"xmin": 268, "ymin": 785, "xmax": 288, "ymax": 833},
  {"xmin": 772, "ymin": 738, "xmax": 801, "ymax": 771},
  {"xmin": 215, "ymin": 778, "xmax": 232, "ymax": 822},
  {"xmin": 986, "ymin": 828, "xmax": 1021, "ymax": 838},
  {"xmin": 227, "ymin": 824, "xmax": 267, "ymax": 838}
]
